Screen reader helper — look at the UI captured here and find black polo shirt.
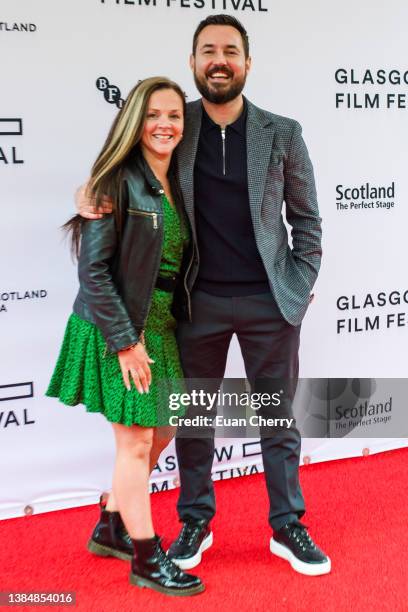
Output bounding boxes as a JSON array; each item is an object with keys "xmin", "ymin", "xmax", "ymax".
[{"xmin": 193, "ymin": 100, "xmax": 270, "ymax": 296}]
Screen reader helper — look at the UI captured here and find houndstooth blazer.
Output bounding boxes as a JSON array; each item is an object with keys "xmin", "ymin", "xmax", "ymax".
[{"xmin": 176, "ymin": 98, "xmax": 322, "ymax": 327}]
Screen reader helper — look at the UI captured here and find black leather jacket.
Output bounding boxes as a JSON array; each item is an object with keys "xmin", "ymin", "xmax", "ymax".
[{"xmin": 73, "ymin": 152, "xmax": 194, "ymax": 353}]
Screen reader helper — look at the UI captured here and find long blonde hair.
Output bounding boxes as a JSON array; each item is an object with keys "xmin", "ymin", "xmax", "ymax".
[{"xmin": 66, "ymin": 76, "xmax": 186, "ymax": 255}]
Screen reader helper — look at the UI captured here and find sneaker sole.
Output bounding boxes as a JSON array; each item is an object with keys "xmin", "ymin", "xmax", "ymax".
[
  {"xmin": 169, "ymin": 532, "xmax": 213, "ymax": 570},
  {"xmin": 130, "ymin": 572, "xmax": 205, "ymax": 596},
  {"xmin": 270, "ymin": 537, "xmax": 331, "ymax": 576},
  {"xmin": 87, "ymin": 538, "xmax": 132, "ymax": 562}
]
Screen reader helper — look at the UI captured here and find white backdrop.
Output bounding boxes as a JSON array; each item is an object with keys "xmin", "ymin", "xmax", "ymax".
[{"xmin": 1, "ymin": 0, "xmax": 407, "ymax": 519}]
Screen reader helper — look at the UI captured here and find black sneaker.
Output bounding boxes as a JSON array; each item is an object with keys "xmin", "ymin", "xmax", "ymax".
[
  {"xmin": 167, "ymin": 519, "xmax": 213, "ymax": 570},
  {"xmin": 270, "ymin": 521, "xmax": 331, "ymax": 576}
]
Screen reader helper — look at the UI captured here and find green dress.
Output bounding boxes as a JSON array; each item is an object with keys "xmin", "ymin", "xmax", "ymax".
[{"xmin": 46, "ymin": 195, "xmax": 189, "ymax": 427}]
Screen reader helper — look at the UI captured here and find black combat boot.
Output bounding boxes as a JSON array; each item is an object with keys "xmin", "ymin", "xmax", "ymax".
[
  {"xmin": 130, "ymin": 535, "xmax": 205, "ymax": 596},
  {"xmin": 87, "ymin": 495, "xmax": 132, "ymax": 561}
]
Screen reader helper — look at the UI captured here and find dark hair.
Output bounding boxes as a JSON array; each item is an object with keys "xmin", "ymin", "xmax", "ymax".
[
  {"xmin": 192, "ymin": 14, "xmax": 250, "ymax": 58},
  {"xmin": 64, "ymin": 77, "xmax": 186, "ymax": 257}
]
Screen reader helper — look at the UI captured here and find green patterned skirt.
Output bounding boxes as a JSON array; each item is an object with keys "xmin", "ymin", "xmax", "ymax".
[
  {"xmin": 46, "ymin": 289, "xmax": 185, "ymax": 427},
  {"xmin": 47, "ymin": 194, "xmax": 189, "ymax": 427}
]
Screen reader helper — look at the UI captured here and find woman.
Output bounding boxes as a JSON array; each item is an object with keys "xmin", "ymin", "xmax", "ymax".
[{"xmin": 46, "ymin": 77, "xmax": 204, "ymax": 597}]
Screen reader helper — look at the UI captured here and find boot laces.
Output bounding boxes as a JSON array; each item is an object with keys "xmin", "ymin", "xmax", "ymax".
[{"xmin": 157, "ymin": 544, "xmax": 182, "ymax": 577}]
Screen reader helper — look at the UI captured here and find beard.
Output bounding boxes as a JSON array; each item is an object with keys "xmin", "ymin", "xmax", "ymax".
[{"xmin": 193, "ymin": 66, "xmax": 247, "ymax": 104}]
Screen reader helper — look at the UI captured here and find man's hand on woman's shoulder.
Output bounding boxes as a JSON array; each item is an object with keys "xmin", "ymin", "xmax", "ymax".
[{"xmin": 75, "ymin": 181, "xmax": 113, "ymax": 219}]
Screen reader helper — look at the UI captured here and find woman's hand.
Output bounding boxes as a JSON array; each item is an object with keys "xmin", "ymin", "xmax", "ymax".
[{"xmin": 117, "ymin": 342, "xmax": 155, "ymax": 393}]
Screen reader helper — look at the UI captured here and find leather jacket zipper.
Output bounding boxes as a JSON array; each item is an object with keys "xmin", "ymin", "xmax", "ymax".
[
  {"xmin": 103, "ymin": 208, "xmax": 163, "ymax": 357},
  {"xmin": 132, "ymin": 203, "xmax": 164, "ymax": 339},
  {"xmin": 127, "ymin": 209, "xmax": 158, "ymax": 229}
]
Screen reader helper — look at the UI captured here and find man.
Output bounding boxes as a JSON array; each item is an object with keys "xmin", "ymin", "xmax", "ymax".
[{"xmin": 78, "ymin": 15, "xmax": 330, "ymax": 576}]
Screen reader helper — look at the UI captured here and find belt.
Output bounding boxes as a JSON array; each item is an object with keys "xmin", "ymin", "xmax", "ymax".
[{"xmin": 155, "ymin": 274, "xmax": 179, "ymax": 293}]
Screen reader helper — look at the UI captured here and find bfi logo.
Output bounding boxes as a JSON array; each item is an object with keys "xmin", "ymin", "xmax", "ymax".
[
  {"xmin": 0, "ymin": 118, "xmax": 24, "ymax": 165},
  {"xmin": 96, "ymin": 77, "xmax": 125, "ymax": 109}
]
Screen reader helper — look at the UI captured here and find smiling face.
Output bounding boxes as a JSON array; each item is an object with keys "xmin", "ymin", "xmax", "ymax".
[
  {"xmin": 190, "ymin": 24, "xmax": 251, "ymax": 104},
  {"xmin": 140, "ymin": 88, "xmax": 184, "ymax": 160}
]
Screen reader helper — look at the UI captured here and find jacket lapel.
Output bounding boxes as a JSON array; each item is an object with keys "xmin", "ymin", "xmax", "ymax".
[
  {"xmin": 246, "ymin": 99, "xmax": 275, "ymax": 220},
  {"xmin": 176, "ymin": 100, "xmax": 202, "ymax": 229}
]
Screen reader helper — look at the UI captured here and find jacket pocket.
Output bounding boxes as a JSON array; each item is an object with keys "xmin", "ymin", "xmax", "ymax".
[
  {"xmin": 270, "ymin": 150, "xmax": 284, "ymax": 166},
  {"xmin": 127, "ymin": 208, "xmax": 159, "ymax": 229}
]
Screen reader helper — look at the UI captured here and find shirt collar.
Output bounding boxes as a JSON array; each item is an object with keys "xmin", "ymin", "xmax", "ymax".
[{"xmin": 201, "ymin": 97, "xmax": 247, "ymax": 135}]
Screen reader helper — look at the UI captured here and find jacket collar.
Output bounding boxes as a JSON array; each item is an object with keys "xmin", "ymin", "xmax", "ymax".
[
  {"xmin": 200, "ymin": 98, "xmax": 247, "ymax": 135},
  {"xmin": 176, "ymin": 100, "xmax": 203, "ymax": 227},
  {"xmin": 131, "ymin": 146, "xmax": 164, "ymax": 196}
]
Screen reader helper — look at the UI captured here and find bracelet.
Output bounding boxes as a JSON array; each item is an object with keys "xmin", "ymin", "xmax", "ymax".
[
  {"xmin": 118, "ymin": 342, "xmax": 139, "ymax": 353},
  {"xmin": 117, "ymin": 329, "xmax": 145, "ymax": 353}
]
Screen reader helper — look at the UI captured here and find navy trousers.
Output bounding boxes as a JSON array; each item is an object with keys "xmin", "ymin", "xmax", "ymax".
[{"xmin": 175, "ymin": 290, "xmax": 305, "ymax": 531}]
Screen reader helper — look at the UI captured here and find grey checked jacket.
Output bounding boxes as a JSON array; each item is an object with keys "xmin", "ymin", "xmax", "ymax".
[{"xmin": 176, "ymin": 98, "xmax": 322, "ymax": 327}]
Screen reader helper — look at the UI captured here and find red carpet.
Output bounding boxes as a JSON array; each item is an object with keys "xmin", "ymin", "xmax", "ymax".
[{"xmin": 1, "ymin": 448, "xmax": 407, "ymax": 611}]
